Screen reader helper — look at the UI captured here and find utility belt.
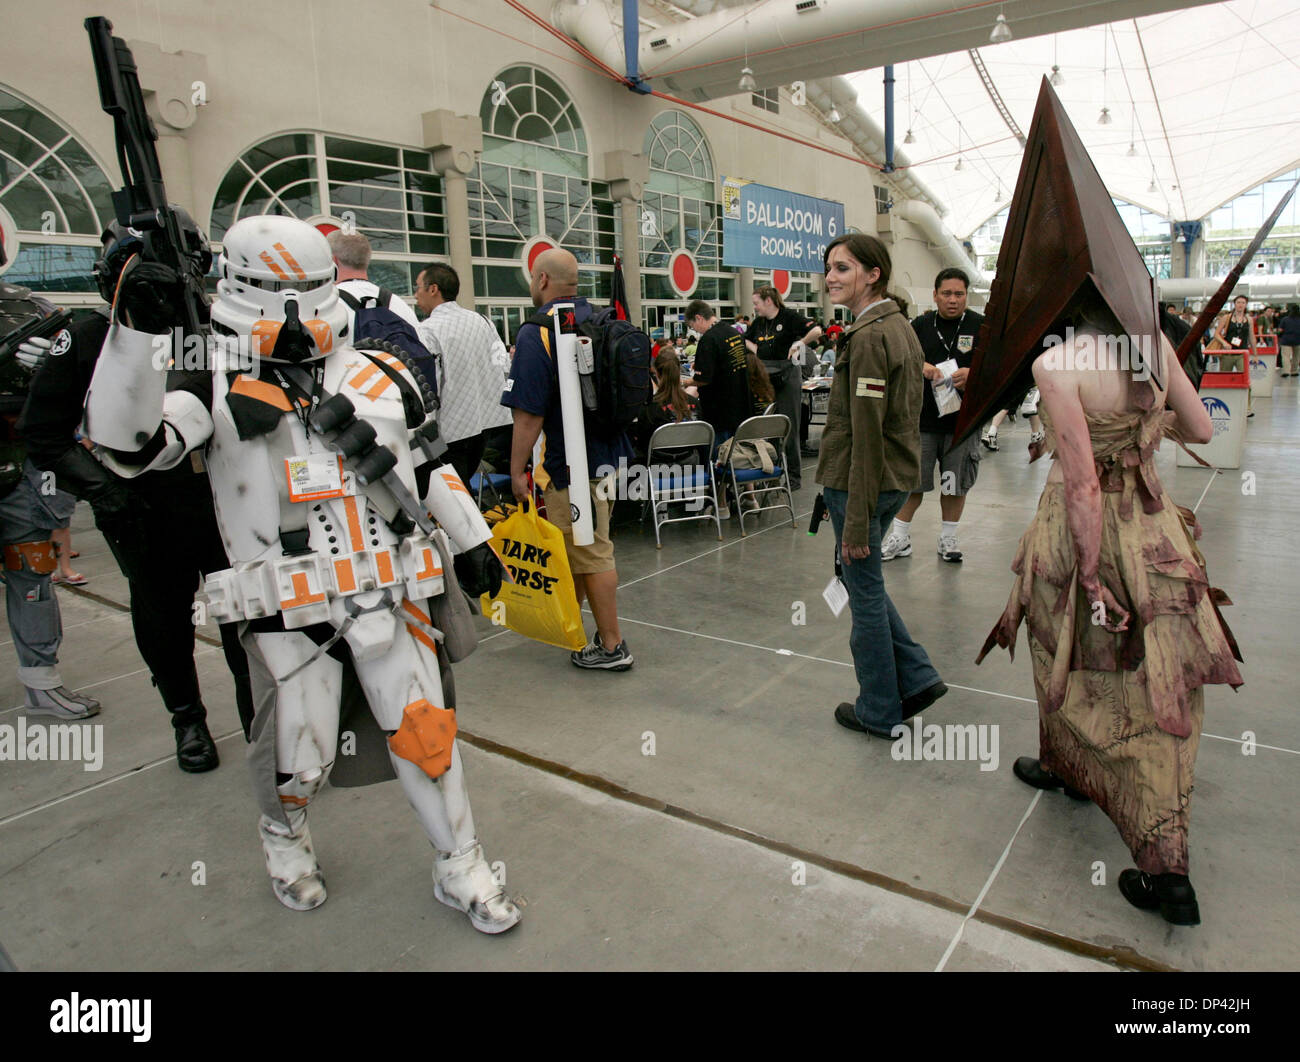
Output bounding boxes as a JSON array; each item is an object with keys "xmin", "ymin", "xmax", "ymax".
[{"xmin": 203, "ymin": 530, "xmax": 446, "ymax": 629}]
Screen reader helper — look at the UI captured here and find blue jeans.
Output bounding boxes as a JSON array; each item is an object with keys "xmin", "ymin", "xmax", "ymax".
[{"xmin": 823, "ymin": 487, "xmax": 941, "ymax": 731}]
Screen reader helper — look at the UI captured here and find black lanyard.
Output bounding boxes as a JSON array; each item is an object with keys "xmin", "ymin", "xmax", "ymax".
[
  {"xmin": 271, "ymin": 362, "xmax": 326, "ymax": 431},
  {"xmin": 931, "ymin": 311, "xmax": 966, "ymax": 358}
]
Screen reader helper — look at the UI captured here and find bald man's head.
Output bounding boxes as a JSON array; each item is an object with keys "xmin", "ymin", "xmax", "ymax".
[{"xmin": 529, "ymin": 247, "xmax": 579, "ymax": 307}]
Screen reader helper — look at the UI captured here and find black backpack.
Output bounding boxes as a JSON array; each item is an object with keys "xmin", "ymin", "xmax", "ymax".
[
  {"xmin": 339, "ymin": 287, "xmax": 439, "ymax": 396},
  {"xmin": 528, "ymin": 305, "xmax": 651, "ymax": 437}
]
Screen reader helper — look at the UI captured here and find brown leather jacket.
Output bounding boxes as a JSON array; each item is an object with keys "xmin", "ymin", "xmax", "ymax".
[{"xmin": 814, "ymin": 299, "xmax": 922, "ymax": 544}]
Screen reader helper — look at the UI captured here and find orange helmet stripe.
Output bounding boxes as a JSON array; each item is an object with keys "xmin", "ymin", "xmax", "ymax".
[
  {"xmin": 258, "ymin": 251, "xmax": 290, "ymax": 282},
  {"xmin": 274, "ymin": 242, "xmax": 308, "ymax": 281}
]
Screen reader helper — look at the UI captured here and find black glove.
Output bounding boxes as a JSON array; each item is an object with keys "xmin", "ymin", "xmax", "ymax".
[
  {"xmin": 117, "ymin": 259, "xmax": 185, "ymax": 334},
  {"xmin": 454, "ymin": 541, "xmax": 503, "ymax": 598}
]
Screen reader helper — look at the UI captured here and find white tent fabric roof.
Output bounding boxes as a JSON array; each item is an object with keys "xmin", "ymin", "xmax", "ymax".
[{"xmin": 844, "ymin": 0, "xmax": 1300, "ymax": 238}]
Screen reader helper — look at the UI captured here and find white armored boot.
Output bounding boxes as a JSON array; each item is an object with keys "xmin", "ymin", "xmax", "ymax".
[
  {"xmin": 259, "ymin": 766, "xmax": 330, "ymax": 911},
  {"xmin": 433, "ymin": 842, "xmax": 521, "ymax": 934},
  {"xmin": 259, "ymin": 808, "xmax": 327, "ymax": 911}
]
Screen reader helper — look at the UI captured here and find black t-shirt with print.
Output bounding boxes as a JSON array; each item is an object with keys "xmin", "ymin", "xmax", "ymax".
[
  {"xmin": 749, "ymin": 306, "xmax": 814, "ymax": 365},
  {"xmin": 693, "ymin": 320, "xmax": 751, "ymax": 435},
  {"xmin": 912, "ymin": 309, "xmax": 983, "ymax": 432}
]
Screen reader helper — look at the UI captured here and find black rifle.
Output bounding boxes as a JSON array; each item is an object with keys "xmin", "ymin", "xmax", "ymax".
[{"xmin": 85, "ymin": 16, "xmax": 206, "ymax": 337}]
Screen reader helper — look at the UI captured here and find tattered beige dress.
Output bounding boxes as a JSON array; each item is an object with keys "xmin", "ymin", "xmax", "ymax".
[{"xmin": 978, "ymin": 407, "xmax": 1243, "ymax": 874}]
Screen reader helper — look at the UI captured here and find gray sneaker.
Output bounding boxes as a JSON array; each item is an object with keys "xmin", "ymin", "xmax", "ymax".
[
  {"xmin": 25, "ymin": 686, "xmax": 101, "ymax": 720},
  {"xmin": 880, "ymin": 528, "xmax": 912, "ymax": 561},
  {"xmin": 570, "ymin": 635, "xmax": 633, "ymax": 671}
]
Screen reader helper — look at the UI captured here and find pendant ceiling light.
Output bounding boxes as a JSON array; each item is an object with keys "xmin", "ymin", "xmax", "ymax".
[
  {"xmin": 828, "ymin": 105, "xmax": 842, "ymax": 123},
  {"xmin": 903, "ymin": 128, "xmax": 915, "ymax": 144},
  {"xmin": 990, "ymin": 12, "xmax": 1012, "ymax": 44},
  {"xmin": 1050, "ymin": 35, "xmax": 1064, "ymax": 86},
  {"xmin": 1099, "ymin": 30, "xmax": 1111, "ymax": 127},
  {"xmin": 739, "ymin": 16, "xmax": 755, "ymax": 94}
]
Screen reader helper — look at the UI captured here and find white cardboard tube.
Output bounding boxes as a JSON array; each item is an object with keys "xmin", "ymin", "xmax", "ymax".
[{"xmin": 551, "ymin": 303, "xmax": 594, "ymax": 546}]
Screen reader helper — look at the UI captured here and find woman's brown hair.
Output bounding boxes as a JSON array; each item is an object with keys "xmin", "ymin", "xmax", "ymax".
[
  {"xmin": 823, "ymin": 233, "xmax": 909, "ymax": 311},
  {"xmin": 753, "ymin": 285, "xmax": 784, "ymax": 310},
  {"xmin": 747, "ymin": 352, "xmax": 775, "ymax": 407},
  {"xmin": 654, "ymin": 349, "xmax": 691, "ymax": 421}
]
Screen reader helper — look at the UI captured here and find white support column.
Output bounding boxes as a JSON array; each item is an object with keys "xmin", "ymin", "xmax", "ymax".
[
  {"xmin": 618, "ymin": 196, "xmax": 643, "ymax": 324},
  {"xmin": 604, "ymin": 151, "xmax": 649, "ymax": 326},
  {"xmin": 128, "ymin": 39, "xmax": 207, "ymax": 218},
  {"xmin": 423, "ymin": 110, "xmax": 483, "ymax": 308}
]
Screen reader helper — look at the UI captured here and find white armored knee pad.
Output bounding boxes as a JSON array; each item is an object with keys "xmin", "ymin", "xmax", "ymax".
[{"xmin": 276, "ymin": 762, "xmax": 333, "ymax": 819}]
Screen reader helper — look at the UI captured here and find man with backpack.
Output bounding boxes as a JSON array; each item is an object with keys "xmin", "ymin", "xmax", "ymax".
[
  {"xmin": 329, "ymin": 232, "xmax": 441, "ymax": 443},
  {"xmin": 329, "ymin": 232, "xmax": 420, "ymax": 332},
  {"xmin": 502, "ymin": 248, "xmax": 643, "ymax": 671},
  {"xmin": 414, "ymin": 263, "xmax": 512, "ymax": 484}
]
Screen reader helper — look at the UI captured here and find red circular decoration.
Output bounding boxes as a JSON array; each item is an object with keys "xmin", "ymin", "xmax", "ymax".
[
  {"xmin": 526, "ymin": 238, "xmax": 556, "ymax": 272},
  {"xmin": 668, "ymin": 249, "xmax": 698, "ymax": 297},
  {"xmin": 772, "ymin": 269, "xmax": 791, "ymax": 297}
]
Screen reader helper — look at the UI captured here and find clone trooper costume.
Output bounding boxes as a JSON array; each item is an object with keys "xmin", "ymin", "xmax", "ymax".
[{"xmin": 84, "ymin": 216, "xmax": 518, "ymax": 932}]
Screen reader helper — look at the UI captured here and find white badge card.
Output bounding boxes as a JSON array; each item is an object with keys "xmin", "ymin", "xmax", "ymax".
[
  {"xmin": 285, "ymin": 453, "xmax": 347, "ymax": 503},
  {"xmin": 931, "ymin": 358, "xmax": 962, "ymax": 417},
  {"xmin": 823, "ymin": 575, "xmax": 849, "ymax": 617}
]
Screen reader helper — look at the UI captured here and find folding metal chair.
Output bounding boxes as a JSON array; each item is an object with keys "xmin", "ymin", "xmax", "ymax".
[
  {"xmin": 643, "ymin": 420, "xmax": 722, "ymax": 548},
  {"xmin": 470, "ymin": 467, "xmax": 512, "ymax": 511},
  {"xmin": 721, "ymin": 413, "xmax": 795, "ymax": 536}
]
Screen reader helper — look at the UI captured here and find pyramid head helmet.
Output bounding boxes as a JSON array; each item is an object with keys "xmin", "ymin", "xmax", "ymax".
[{"xmin": 952, "ymin": 78, "xmax": 1163, "ymax": 444}]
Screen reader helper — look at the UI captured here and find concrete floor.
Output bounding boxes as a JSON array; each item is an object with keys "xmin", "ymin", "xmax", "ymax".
[{"xmin": 2, "ymin": 385, "xmax": 1296, "ymax": 972}]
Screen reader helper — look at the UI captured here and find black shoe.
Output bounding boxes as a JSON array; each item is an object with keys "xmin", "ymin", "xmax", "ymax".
[
  {"xmin": 901, "ymin": 681, "xmax": 947, "ymax": 720},
  {"xmin": 1012, "ymin": 756, "xmax": 1089, "ymax": 800},
  {"xmin": 1118, "ymin": 869, "xmax": 1201, "ymax": 926},
  {"xmin": 834, "ymin": 702, "xmax": 898, "ymax": 739},
  {"xmin": 172, "ymin": 710, "xmax": 219, "ymax": 773}
]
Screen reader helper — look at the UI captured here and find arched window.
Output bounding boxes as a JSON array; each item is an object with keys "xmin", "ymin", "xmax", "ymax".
[
  {"xmin": 479, "ymin": 66, "xmax": 588, "ymax": 177},
  {"xmin": 645, "ymin": 110, "xmax": 714, "ymax": 196},
  {"xmin": 470, "ymin": 66, "xmax": 614, "ymax": 307},
  {"xmin": 210, "ymin": 132, "xmax": 446, "ymax": 293},
  {"xmin": 0, "ymin": 86, "xmax": 115, "ymax": 291},
  {"xmin": 640, "ymin": 110, "xmax": 724, "ymax": 303}
]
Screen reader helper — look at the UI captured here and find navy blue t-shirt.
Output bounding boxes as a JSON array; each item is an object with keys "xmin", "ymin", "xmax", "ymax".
[{"xmin": 501, "ymin": 296, "xmax": 636, "ymax": 490}]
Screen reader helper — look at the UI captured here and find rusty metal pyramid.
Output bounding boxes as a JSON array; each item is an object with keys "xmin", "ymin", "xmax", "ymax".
[{"xmin": 952, "ymin": 78, "xmax": 1162, "ymax": 444}]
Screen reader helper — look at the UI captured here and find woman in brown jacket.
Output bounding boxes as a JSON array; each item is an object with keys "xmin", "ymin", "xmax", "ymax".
[{"xmin": 816, "ymin": 234, "xmax": 947, "ymax": 737}]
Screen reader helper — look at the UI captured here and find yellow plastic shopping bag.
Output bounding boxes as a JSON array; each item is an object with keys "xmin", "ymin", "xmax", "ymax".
[{"xmin": 481, "ymin": 501, "xmax": 586, "ymax": 651}]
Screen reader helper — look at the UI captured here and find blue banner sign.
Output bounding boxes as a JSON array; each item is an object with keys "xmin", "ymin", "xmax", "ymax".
[{"xmin": 721, "ymin": 177, "xmax": 845, "ymax": 273}]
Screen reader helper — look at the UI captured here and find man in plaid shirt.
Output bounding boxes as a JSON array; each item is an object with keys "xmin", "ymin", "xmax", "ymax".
[{"xmin": 414, "ymin": 263, "xmax": 513, "ymax": 483}]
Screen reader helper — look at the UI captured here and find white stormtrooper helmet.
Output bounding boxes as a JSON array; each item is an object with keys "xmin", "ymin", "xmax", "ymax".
[{"xmin": 211, "ymin": 215, "xmax": 348, "ymax": 363}]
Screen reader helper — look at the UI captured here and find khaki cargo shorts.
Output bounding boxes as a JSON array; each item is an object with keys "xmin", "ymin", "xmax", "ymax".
[{"xmin": 543, "ymin": 478, "xmax": 616, "ymax": 575}]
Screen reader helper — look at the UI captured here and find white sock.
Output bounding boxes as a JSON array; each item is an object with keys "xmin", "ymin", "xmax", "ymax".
[
  {"xmin": 940, "ymin": 520, "xmax": 959, "ymax": 539},
  {"xmin": 893, "ymin": 518, "xmax": 911, "ymax": 537}
]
